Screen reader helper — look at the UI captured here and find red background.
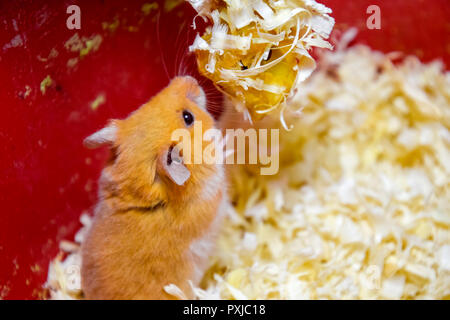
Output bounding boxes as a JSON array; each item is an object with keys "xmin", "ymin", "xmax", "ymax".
[{"xmin": 0, "ymin": 0, "xmax": 448, "ymax": 299}]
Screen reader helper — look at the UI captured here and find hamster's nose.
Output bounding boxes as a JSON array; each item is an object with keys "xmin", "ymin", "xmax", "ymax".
[
  {"xmin": 170, "ymin": 76, "xmax": 200, "ymax": 90},
  {"xmin": 180, "ymin": 75, "xmax": 199, "ymax": 86}
]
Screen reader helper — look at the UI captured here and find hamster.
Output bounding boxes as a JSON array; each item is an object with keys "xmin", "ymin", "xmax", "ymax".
[{"xmin": 81, "ymin": 76, "xmax": 227, "ymax": 300}]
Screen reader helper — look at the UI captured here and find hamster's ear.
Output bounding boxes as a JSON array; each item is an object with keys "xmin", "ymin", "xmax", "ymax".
[
  {"xmin": 160, "ymin": 145, "xmax": 190, "ymax": 186},
  {"xmin": 83, "ymin": 123, "xmax": 117, "ymax": 149}
]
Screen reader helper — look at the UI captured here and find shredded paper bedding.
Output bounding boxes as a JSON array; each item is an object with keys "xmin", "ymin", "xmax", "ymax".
[{"xmin": 46, "ymin": 38, "xmax": 450, "ymax": 299}]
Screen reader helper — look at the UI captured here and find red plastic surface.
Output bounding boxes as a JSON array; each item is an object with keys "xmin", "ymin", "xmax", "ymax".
[{"xmin": 0, "ymin": 0, "xmax": 448, "ymax": 299}]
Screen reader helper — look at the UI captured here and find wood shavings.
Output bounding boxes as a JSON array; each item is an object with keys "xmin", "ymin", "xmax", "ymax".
[
  {"xmin": 64, "ymin": 33, "xmax": 103, "ymax": 58},
  {"xmin": 188, "ymin": 0, "xmax": 335, "ymax": 120},
  {"xmin": 90, "ymin": 94, "xmax": 106, "ymax": 111},
  {"xmin": 40, "ymin": 75, "xmax": 53, "ymax": 94},
  {"xmin": 45, "ymin": 213, "xmax": 90, "ymax": 300},
  {"xmin": 191, "ymin": 43, "xmax": 448, "ymax": 300}
]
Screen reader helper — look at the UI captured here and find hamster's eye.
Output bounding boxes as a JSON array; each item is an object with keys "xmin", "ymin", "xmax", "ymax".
[{"xmin": 182, "ymin": 110, "xmax": 194, "ymax": 126}]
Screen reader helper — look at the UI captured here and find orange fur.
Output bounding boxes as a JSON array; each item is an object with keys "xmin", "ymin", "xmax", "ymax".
[{"xmin": 81, "ymin": 76, "xmax": 225, "ymax": 300}]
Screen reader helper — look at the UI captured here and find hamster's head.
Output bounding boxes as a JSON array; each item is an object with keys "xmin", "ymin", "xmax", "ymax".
[{"xmin": 84, "ymin": 76, "xmax": 220, "ymax": 209}]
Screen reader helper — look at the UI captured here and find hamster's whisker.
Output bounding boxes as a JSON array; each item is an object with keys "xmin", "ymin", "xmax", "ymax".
[{"xmin": 156, "ymin": 10, "xmax": 170, "ymax": 82}]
